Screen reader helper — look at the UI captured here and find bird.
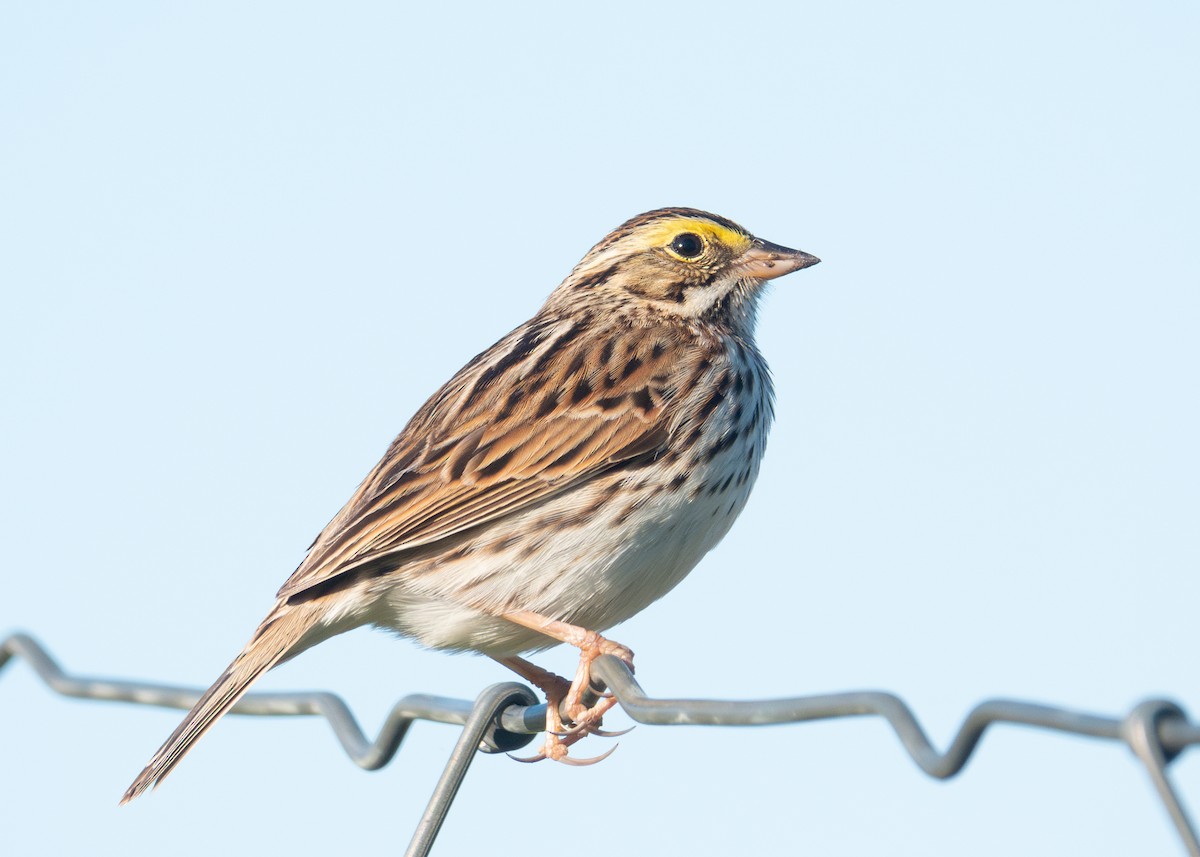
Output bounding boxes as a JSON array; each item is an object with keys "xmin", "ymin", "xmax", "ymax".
[{"xmin": 120, "ymin": 207, "xmax": 819, "ymax": 803}]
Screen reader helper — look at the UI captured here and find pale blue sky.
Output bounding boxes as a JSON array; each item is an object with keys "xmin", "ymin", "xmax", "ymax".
[{"xmin": 2, "ymin": 2, "xmax": 1198, "ymax": 854}]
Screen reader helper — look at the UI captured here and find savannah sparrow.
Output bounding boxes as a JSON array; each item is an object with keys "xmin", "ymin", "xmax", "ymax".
[{"xmin": 121, "ymin": 207, "xmax": 819, "ymax": 802}]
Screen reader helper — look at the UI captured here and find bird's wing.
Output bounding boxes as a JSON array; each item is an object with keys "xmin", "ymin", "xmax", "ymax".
[{"xmin": 277, "ymin": 315, "xmax": 704, "ymax": 603}]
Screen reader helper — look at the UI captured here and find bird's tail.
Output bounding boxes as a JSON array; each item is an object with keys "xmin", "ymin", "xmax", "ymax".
[{"xmin": 120, "ymin": 602, "xmax": 322, "ymax": 804}]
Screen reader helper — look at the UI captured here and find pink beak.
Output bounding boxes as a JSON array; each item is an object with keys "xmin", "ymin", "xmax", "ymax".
[{"xmin": 736, "ymin": 238, "xmax": 820, "ymax": 280}]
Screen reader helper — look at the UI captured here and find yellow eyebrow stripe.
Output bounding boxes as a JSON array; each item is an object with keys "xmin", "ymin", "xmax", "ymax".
[{"xmin": 635, "ymin": 218, "xmax": 753, "ymax": 255}]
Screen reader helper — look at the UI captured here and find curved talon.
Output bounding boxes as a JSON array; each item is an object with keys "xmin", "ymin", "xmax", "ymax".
[
  {"xmin": 508, "ymin": 751, "xmax": 550, "ymax": 764},
  {"xmin": 555, "ymin": 744, "xmax": 620, "ymax": 766},
  {"xmin": 557, "ymin": 715, "xmax": 628, "ymax": 738},
  {"xmin": 550, "ymin": 724, "xmax": 592, "ymax": 738},
  {"xmin": 591, "ymin": 725, "xmax": 635, "ymax": 738}
]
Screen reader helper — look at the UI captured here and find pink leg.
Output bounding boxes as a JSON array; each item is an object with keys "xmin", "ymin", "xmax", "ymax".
[{"xmin": 493, "ymin": 656, "xmax": 574, "ymax": 758}]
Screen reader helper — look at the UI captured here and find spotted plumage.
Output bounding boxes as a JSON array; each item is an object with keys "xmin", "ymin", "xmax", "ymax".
[{"xmin": 122, "ymin": 207, "xmax": 819, "ymax": 801}]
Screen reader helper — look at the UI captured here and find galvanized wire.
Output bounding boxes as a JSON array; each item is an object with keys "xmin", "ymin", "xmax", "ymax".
[{"xmin": 3, "ymin": 632, "xmax": 1198, "ymax": 856}]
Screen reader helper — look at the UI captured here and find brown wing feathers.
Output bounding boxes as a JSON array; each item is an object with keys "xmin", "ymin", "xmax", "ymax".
[{"xmin": 276, "ymin": 316, "xmax": 684, "ymax": 605}]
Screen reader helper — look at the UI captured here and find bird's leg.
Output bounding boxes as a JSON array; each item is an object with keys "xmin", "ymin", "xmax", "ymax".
[
  {"xmin": 493, "ymin": 655, "xmax": 572, "ymax": 704},
  {"xmin": 502, "ymin": 610, "xmax": 635, "ymax": 671},
  {"xmin": 493, "ymin": 655, "xmax": 580, "ymax": 761},
  {"xmin": 492, "ymin": 656, "xmax": 572, "ymax": 742},
  {"xmin": 500, "ymin": 610, "xmax": 634, "ymax": 763}
]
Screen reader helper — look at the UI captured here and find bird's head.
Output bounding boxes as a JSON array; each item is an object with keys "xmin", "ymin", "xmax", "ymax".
[{"xmin": 553, "ymin": 207, "xmax": 819, "ymax": 331}]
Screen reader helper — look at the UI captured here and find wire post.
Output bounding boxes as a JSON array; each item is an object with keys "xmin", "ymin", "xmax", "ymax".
[
  {"xmin": 1124, "ymin": 700, "xmax": 1200, "ymax": 855},
  {"xmin": 404, "ymin": 682, "xmax": 538, "ymax": 857}
]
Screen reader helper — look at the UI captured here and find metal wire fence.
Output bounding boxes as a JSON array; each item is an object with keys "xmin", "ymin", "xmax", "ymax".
[{"xmin": 3, "ymin": 630, "xmax": 1198, "ymax": 856}]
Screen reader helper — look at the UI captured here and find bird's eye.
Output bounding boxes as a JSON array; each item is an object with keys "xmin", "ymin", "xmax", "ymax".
[{"xmin": 669, "ymin": 232, "xmax": 704, "ymax": 259}]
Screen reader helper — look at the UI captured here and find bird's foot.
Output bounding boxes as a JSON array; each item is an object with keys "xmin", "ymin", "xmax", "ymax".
[
  {"xmin": 496, "ymin": 613, "xmax": 635, "ymax": 765},
  {"xmin": 512, "ymin": 636, "xmax": 633, "ymax": 764}
]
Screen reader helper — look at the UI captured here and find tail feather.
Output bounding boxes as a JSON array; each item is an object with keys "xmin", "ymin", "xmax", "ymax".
[{"xmin": 120, "ymin": 604, "xmax": 321, "ymax": 804}]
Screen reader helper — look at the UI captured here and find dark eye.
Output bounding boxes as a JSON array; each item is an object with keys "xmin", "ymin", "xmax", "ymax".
[{"xmin": 669, "ymin": 232, "xmax": 704, "ymax": 259}]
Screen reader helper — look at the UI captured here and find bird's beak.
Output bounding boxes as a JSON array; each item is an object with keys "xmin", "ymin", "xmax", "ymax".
[{"xmin": 736, "ymin": 238, "xmax": 820, "ymax": 281}]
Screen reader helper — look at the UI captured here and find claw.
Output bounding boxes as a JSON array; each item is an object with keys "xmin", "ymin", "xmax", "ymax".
[
  {"xmin": 555, "ymin": 744, "xmax": 620, "ymax": 766},
  {"xmin": 550, "ymin": 723, "xmax": 592, "ymax": 737},
  {"xmin": 508, "ymin": 751, "xmax": 549, "ymax": 764},
  {"xmin": 591, "ymin": 725, "xmax": 635, "ymax": 738}
]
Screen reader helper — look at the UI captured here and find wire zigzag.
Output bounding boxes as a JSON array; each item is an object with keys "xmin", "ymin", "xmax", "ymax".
[
  {"xmin": 3, "ymin": 632, "xmax": 1198, "ymax": 856},
  {"xmin": 0, "ymin": 631, "xmax": 486, "ymax": 770}
]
